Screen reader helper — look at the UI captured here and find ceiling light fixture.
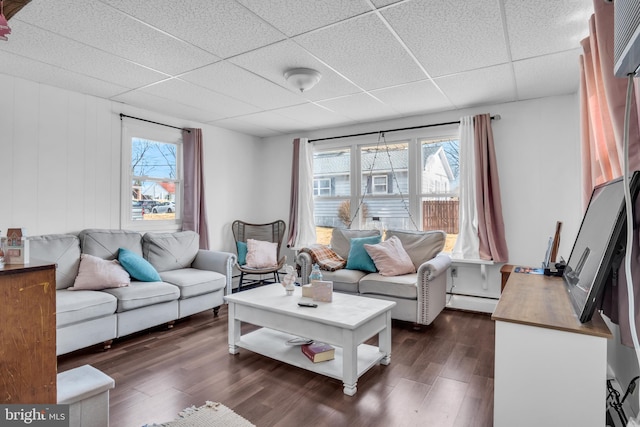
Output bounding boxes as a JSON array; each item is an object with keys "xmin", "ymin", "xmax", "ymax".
[
  {"xmin": 0, "ymin": 0, "xmax": 10, "ymax": 41},
  {"xmin": 284, "ymin": 68, "xmax": 322, "ymax": 93}
]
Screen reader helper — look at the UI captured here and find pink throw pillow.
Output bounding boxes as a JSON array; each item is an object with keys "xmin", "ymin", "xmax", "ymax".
[
  {"xmin": 364, "ymin": 235, "xmax": 416, "ymax": 276},
  {"xmin": 69, "ymin": 253, "xmax": 131, "ymax": 290},
  {"xmin": 245, "ymin": 239, "xmax": 278, "ymax": 268}
]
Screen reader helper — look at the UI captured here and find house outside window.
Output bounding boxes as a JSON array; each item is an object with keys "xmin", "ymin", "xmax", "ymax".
[
  {"xmin": 122, "ymin": 123, "xmax": 183, "ymax": 231},
  {"xmin": 312, "ymin": 136, "xmax": 459, "ymax": 252}
]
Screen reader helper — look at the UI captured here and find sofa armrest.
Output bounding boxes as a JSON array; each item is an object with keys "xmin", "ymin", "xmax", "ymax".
[
  {"xmin": 416, "ymin": 253, "xmax": 452, "ymax": 325},
  {"xmin": 192, "ymin": 250, "xmax": 237, "ymax": 297},
  {"xmin": 296, "ymin": 251, "xmax": 313, "ymax": 285}
]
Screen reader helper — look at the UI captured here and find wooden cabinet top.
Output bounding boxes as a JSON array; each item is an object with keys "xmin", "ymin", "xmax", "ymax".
[
  {"xmin": 492, "ymin": 271, "xmax": 612, "ymax": 339},
  {"xmin": 0, "ymin": 261, "xmax": 55, "ymax": 276}
]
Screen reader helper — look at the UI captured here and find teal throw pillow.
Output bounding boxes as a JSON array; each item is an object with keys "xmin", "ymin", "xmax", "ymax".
[
  {"xmin": 237, "ymin": 241, "xmax": 247, "ymax": 265},
  {"xmin": 118, "ymin": 248, "xmax": 162, "ymax": 282},
  {"xmin": 345, "ymin": 235, "xmax": 381, "ymax": 272}
]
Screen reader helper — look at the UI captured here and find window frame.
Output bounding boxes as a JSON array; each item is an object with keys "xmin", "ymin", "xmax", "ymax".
[{"xmin": 121, "ymin": 122, "xmax": 183, "ymax": 232}]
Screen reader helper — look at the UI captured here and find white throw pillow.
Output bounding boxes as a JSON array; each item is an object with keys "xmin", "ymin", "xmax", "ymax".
[
  {"xmin": 245, "ymin": 239, "xmax": 278, "ymax": 268},
  {"xmin": 69, "ymin": 253, "xmax": 130, "ymax": 290},
  {"xmin": 364, "ymin": 235, "xmax": 416, "ymax": 276}
]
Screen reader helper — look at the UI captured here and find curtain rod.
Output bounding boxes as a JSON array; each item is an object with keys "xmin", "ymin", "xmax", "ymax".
[
  {"xmin": 308, "ymin": 114, "xmax": 500, "ymax": 143},
  {"xmin": 119, "ymin": 113, "xmax": 190, "ymax": 133}
]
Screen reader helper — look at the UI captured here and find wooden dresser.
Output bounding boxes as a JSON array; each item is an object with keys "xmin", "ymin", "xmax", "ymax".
[
  {"xmin": 492, "ymin": 271, "xmax": 611, "ymax": 427},
  {"xmin": 0, "ymin": 262, "xmax": 57, "ymax": 404}
]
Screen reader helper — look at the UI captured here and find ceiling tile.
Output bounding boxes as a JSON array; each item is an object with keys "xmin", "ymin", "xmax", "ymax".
[
  {"xmin": 381, "ymin": 0, "xmax": 509, "ymax": 78},
  {"xmin": 317, "ymin": 93, "xmax": 402, "ymax": 122},
  {"xmin": 1, "ymin": 21, "xmax": 168, "ymax": 89},
  {"xmin": 0, "ymin": 50, "xmax": 129, "ymax": 98},
  {"xmin": 229, "ymin": 40, "xmax": 363, "ymax": 101},
  {"xmin": 138, "ymin": 79, "xmax": 261, "ymax": 119},
  {"xmin": 205, "ymin": 117, "xmax": 282, "ymax": 138},
  {"xmin": 180, "ymin": 61, "xmax": 305, "ymax": 110},
  {"xmin": 513, "ymin": 49, "xmax": 583, "ymax": 100},
  {"xmin": 370, "ymin": 80, "xmax": 455, "ymax": 115},
  {"xmin": 371, "ymin": 0, "xmax": 403, "ymax": 8},
  {"xmin": 271, "ymin": 103, "xmax": 357, "ymax": 130},
  {"xmin": 434, "ymin": 64, "xmax": 517, "ymax": 109},
  {"xmin": 211, "ymin": 110, "xmax": 310, "ymax": 135},
  {"xmin": 15, "ymin": 0, "xmax": 218, "ymax": 75},
  {"xmin": 504, "ymin": 0, "xmax": 593, "ymax": 60},
  {"xmin": 113, "ymin": 90, "xmax": 222, "ymax": 123},
  {"xmin": 103, "ymin": 0, "xmax": 286, "ymax": 58},
  {"xmin": 236, "ymin": 0, "xmax": 371, "ymax": 37},
  {"xmin": 294, "ymin": 13, "xmax": 426, "ymax": 90}
]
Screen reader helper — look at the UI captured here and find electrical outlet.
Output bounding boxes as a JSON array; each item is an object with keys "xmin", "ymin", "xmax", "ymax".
[{"xmin": 451, "ymin": 267, "xmax": 457, "ymax": 277}]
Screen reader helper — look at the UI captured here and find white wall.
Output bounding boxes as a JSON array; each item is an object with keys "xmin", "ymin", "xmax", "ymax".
[
  {"xmin": 0, "ymin": 74, "xmax": 261, "ymax": 252},
  {"xmin": 261, "ymin": 94, "xmax": 584, "ymax": 300}
]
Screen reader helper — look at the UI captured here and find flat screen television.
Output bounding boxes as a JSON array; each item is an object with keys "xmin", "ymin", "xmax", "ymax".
[{"xmin": 563, "ymin": 172, "xmax": 640, "ymax": 323}]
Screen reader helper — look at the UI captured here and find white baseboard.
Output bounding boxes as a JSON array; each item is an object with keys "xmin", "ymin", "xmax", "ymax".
[{"xmin": 446, "ymin": 294, "xmax": 497, "ymax": 314}]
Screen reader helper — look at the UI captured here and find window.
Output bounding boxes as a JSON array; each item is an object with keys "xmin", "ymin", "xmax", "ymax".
[
  {"xmin": 313, "ymin": 178, "xmax": 332, "ymax": 196},
  {"xmin": 371, "ymin": 175, "xmax": 388, "ymax": 194},
  {"xmin": 312, "ymin": 136, "xmax": 459, "ymax": 251},
  {"xmin": 122, "ymin": 123, "xmax": 183, "ymax": 231}
]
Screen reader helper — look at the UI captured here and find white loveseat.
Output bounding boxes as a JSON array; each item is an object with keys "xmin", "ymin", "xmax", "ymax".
[
  {"xmin": 29, "ymin": 229, "xmax": 235, "ymax": 355},
  {"xmin": 296, "ymin": 229, "xmax": 451, "ymax": 327}
]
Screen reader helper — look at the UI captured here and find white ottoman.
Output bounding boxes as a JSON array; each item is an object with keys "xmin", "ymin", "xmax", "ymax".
[{"xmin": 57, "ymin": 365, "xmax": 115, "ymax": 427}]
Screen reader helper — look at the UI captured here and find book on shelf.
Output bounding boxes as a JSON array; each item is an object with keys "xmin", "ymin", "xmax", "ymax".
[{"xmin": 301, "ymin": 342, "xmax": 335, "ymax": 363}]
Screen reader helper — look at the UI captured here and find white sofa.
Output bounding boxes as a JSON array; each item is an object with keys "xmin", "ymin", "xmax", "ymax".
[
  {"xmin": 29, "ymin": 229, "xmax": 235, "ymax": 355},
  {"xmin": 296, "ymin": 229, "xmax": 451, "ymax": 327}
]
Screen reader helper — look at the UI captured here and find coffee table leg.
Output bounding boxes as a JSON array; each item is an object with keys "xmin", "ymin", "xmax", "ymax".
[
  {"xmin": 227, "ymin": 302, "xmax": 240, "ymax": 355},
  {"xmin": 342, "ymin": 330, "xmax": 357, "ymax": 396},
  {"xmin": 379, "ymin": 310, "xmax": 392, "ymax": 365}
]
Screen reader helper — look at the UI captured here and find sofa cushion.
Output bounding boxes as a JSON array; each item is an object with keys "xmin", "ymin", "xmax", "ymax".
[
  {"xmin": 316, "ymin": 269, "xmax": 366, "ymax": 293},
  {"xmin": 142, "ymin": 231, "xmax": 199, "ymax": 272},
  {"xmin": 345, "ymin": 235, "xmax": 381, "ymax": 272},
  {"xmin": 359, "ymin": 272, "xmax": 418, "ymax": 299},
  {"xmin": 385, "ymin": 230, "xmax": 446, "ymax": 269},
  {"xmin": 159, "ymin": 268, "xmax": 226, "ymax": 299},
  {"xmin": 101, "ymin": 282, "xmax": 179, "ymax": 312},
  {"xmin": 69, "ymin": 254, "xmax": 130, "ymax": 290},
  {"xmin": 364, "ymin": 235, "xmax": 416, "ymax": 276},
  {"xmin": 56, "ymin": 289, "xmax": 117, "ymax": 328},
  {"xmin": 79, "ymin": 229, "xmax": 143, "ymax": 260},
  {"xmin": 330, "ymin": 229, "xmax": 381, "ymax": 260},
  {"xmin": 118, "ymin": 248, "xmax": 161, "ymax": 282},
  {"xmin": 28, "ymin": 234, "xmax": 80, "ymax": 290}
]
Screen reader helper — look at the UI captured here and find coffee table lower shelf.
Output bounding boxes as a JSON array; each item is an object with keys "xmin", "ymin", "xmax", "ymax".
[{"xmin": 237, "ymin": 328, "xmax": 386, "ymax": 383}]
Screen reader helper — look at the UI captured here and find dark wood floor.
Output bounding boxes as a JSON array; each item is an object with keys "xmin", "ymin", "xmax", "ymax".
[{"xmin": 57, "ymin": 305, "xmax": 495, "ymax": 427}]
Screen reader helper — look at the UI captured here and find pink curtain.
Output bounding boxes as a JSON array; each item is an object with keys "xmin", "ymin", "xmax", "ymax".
[
  {"xmin": 579, "ymin": 0, "xmax": 640, "ymax": 204},
  {"xmin": 182, "ymin": 128, "xmax": 210, "ymax": 249},
  {"xmin": 584, "ymin": 0, "xmax": 640, "ymax": 347},
  {"xmin": 474, "ymin": 114, "xmax": 508, "ymax": 262}
]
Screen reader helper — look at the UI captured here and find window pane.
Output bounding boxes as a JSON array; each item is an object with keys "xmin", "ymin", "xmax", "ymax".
[
  {"xmin": 132, "ymin": 138, "xmax": 177, "ymax": 180},
  {"xmin": 361, "ymin": 143, "xmax": 408, "ymax": 196},
  {"xmin": 313, "ymin": 149, "xmax": 351, "ymax": 243},
  {"xmin": 131, "ymin": 180, "xmax": 177, "ymax": 221},
  {"xmin": 421, "ymin": 138, "xmax": 460, "ymax": 251}
]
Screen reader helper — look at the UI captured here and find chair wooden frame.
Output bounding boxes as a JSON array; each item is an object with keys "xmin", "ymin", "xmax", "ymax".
[{"xmin": 232, "ymin": 220, "xmax": 286, "ymax": 291}]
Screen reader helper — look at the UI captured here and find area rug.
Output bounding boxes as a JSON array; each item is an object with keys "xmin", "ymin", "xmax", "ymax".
[{"xmin": 143, "ymin": 401, "xmax": 255, "ymax": 427}]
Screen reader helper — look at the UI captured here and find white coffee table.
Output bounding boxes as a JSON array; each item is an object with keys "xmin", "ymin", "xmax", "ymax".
[{"xmin": 224, "ymin": 283, "xmax": 395, "ymax": 396}]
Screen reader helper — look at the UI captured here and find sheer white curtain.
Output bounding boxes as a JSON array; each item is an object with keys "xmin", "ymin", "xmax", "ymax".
[
  {"xmin": 452, "ymin": 116, "xmax": 479, "ymax": 259},
  {"xmin": 287, "ymin": 138, "xmax": 316, "ymax": 248}
]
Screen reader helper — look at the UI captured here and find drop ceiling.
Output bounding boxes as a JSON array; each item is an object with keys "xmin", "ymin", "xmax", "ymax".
[{"xmin": 0, "ymin": 0, "xmax": 594, "ymax": 138}]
